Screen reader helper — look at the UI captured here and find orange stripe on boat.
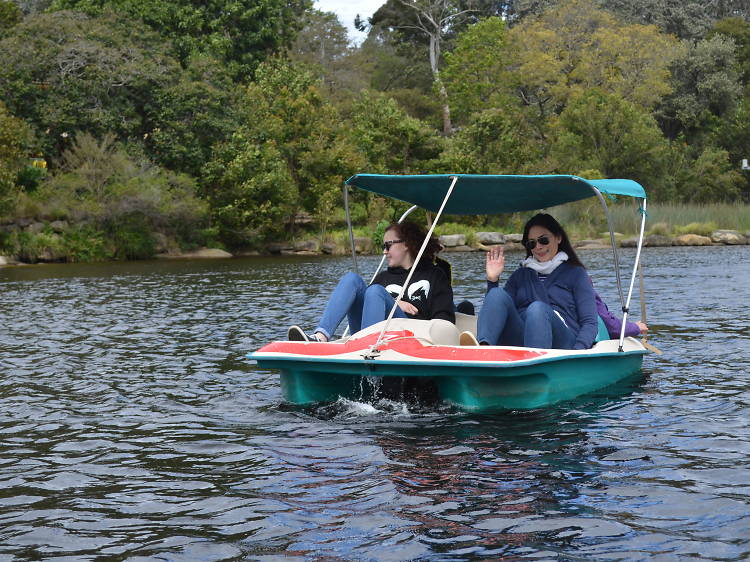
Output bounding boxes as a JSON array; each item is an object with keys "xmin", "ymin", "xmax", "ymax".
[{"xmin": 258, "ymin": 331, "xmax": 546, "ymax": 362}]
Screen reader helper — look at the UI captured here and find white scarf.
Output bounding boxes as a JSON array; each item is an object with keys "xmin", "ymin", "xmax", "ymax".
[{"xmin": 521, "ymin": 251, "xmax": 568, "ymax": 275}]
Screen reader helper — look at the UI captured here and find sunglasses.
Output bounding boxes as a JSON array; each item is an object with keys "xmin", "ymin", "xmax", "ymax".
[
  {"xmin": 524, "ymin": 235, "xmax": 551, "ymax": 250},
  {"xmin": 382, "ymin": 239, "xmax": 404, "ymax": 251}
]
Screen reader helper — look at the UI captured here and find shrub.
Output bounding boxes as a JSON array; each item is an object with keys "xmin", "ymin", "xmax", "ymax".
[
  {"xmin": 26, "ymin": 132, "xmax": 209, "ymax": 259},
  {"xmin": 62, "ymin": 225, "xmax": 113, "ymax": 262},
  {"xmin": 648, "ymin": 222, "xmax": 672, "ymax": 236},
  {"xmin": 674, "ymin": 222, "xmax": 718, "ymax": 236},
  {"xmin": 6, "ymin": 230, "xmax": 66, "ymax": 263},
  {"xmin": 109, "ymin": 214, "xmax": 156, "ymax": 260}
]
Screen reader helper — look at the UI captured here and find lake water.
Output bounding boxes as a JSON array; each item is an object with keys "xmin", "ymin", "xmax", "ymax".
[{"xmin": 1, "ymin": 246, "xmax": 749, "ymax": 560}]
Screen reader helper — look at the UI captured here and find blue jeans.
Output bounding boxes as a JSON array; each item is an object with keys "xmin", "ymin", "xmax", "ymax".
[
  {"xmin": 477, "ymin": 287, "xmax": 576, "ymax": 349},
  {"xmin": 315, "ymin": 272, "xmax": 406, "ymax": 339}
]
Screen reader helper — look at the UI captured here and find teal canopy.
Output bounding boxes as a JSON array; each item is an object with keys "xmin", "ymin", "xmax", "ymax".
[{"xmin": 344, "ymin": 174, "xmax": 646, "ymax": 215}]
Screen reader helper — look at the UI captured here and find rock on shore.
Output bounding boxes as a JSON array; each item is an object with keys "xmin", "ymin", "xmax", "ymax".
[{"xmin": 2, "ymin": 228, "xmax": 747, "ymax": 266}]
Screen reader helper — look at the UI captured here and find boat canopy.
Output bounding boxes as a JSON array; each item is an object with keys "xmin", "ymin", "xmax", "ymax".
[{"xmin": 344, "ymin": 174, "xmax": 646, "ymax": 215}]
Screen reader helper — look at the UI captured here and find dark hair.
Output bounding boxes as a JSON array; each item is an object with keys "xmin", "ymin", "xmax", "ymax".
[
  {"xmin": 522, "ymin": 213, "xmax": 584, "ymax": 268},
  {"xmin": 385, "ymin": 221, "xmax": 442, "ymax": 263}
]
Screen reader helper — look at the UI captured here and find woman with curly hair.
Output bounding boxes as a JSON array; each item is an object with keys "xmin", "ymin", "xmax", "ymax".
[{"xmin": 287, "ymin": 221, "xmax": 455, "ymax": 342}]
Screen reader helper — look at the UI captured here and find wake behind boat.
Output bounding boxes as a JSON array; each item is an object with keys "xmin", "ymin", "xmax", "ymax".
[{"xmin": 248, "ymin": 174, "xmax": 652, "ymax": 412}]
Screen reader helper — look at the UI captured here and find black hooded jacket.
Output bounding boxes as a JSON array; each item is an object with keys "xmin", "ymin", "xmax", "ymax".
[{"xmin": 372, "ymin": 262, "xmax": 455, "ymax": 324}]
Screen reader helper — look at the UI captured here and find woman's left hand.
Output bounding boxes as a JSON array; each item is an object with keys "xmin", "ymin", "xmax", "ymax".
[{"xmin": 397, "ymin": 300, "xmax": 418, "ymax": 315}]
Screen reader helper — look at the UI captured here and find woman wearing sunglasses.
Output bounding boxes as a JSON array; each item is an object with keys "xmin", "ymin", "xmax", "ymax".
[
  {"xmin": 287, "ymin": 221, "xmax": 455, "ymax": 342},
  {"xmin": 473, "ymin": 213, "xmax": 598, "ymax": 349}
]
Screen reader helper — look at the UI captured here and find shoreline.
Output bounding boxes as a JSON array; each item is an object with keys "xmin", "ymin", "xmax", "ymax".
[{"xmin": 1, "ymin": 229, "xmax": 747, "ymax": 266}]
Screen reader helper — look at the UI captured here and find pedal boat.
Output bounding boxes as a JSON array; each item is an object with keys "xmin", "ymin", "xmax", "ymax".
[{"xmin": 248, "ymin": 174, "xmax": 651, "ymax": 412}]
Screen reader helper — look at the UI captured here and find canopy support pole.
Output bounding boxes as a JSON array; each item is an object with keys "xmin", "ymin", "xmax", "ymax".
[
  {"xmin": 618, "ymin": 198, "xmax": 647, "ymax": 352},
  {"xmin": 367, "ymin": 176, "xmax": 458, "ymax": 355},
  {"xmin": 343, "ymin": 184, "xmax": 359, "ymax": 276},
  {"xmin": 341, "ymin": 205, "xmax": 418, "ymax": 338},
  {"xmin": 590, "ymin": 186, "xmax": 625, "ymax": 309}
]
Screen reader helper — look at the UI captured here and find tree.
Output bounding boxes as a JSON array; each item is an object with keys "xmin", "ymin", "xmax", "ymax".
[
  {"xmin": 202, "ymin": 60, "xmax": 362, "ymax": 245},
  {"xmin": 711, "ymin": 17, "xmax": 750, "ymax": 88},
  {"xmin": 288, "ymin": 9, "xmax": 367, "ymax": 98},
  {"xmin": 656, "ymin": 34, "xmax": 742, "ymax": 140},
  {"xmin": 371, "ymin": 0, "xmax": 487, "ymax": 134},
  {"xmin": 502, "ymin": 0, "xmax": 556, "ymax": 23},
  {"xmin": 26, "ymin": 131, "xmax": 210, "ymax": 258},
  {"xmin": 0, "ymin": 101, "xmax": 33, "ymax": 212},
  {"xmin": 143, "ymin": 56, "xmax": 244, "ymax": 178},
  {"xmin": 0, "ymin": 1, "xmax": 21, "ymax": 32},
  {"xmin": 713, "ymin": 94, "xmax": 750, "ymax": 196},
  {"xmin": 49, "ymin": 0, "xmax": 311, "ymax": 80},
  {"xmin": 347, "ymin": 90, "xmax": 442, "ymax": 173},
  {"xmin": 0, "ymin": 10, "xmax": 180, "ymax": 159},
  {"xmin": 9, "ymin": 0, "xmax": 53, "ymax": 14},
  {"xmin": 550, "ymin": 90, "xmax": 669, "ymax": 191},
  {"xmin": 439, "ymin": 106, "xmax": 543, "ymax": 174},
  {"xmin": 0, "ymin": 10, "xmax": 242, "ymax": 175},
  {"xmin": 442, "ymin": 17, "xmax": 513, "ymax": 124},
  {"xmin": 602, "ymin": 0, "xmax": 750, "ymax": 41},
  {"xmin": 507, "ymin": 0, "xmax": 683, "ymax": 133},
  {"xmin": 681, "ymin": 146, "xmax": 743, "ymax": 202},
  {"xmin": 355, "ymin": 29, "xmax": 439, "ymax": 126}
]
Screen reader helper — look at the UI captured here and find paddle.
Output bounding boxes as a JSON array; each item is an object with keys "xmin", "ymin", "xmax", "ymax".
[{"xmin": 638, "ymin": 263, "xmax": 662, "ymax": 355}]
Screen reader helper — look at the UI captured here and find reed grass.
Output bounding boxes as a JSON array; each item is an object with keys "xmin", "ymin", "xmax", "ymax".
[
  {"xmin": 608, "ymin": 202, "xmax": 750, "ymax": 236},
  {"xmin": 307, "ymin": 202, "xmax": 750, "ymax": 250}
]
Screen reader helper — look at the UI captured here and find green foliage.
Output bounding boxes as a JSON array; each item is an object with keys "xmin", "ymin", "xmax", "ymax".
[
  {"xmin": 359, "ymin": 31, "xmax": 434, "ymax": 96},
  {"xmin": 508, "ymin": 0, "xmax": 683, "ymax": 124},
  {"xmin": 0, "ymin": 1, "xmax": 21, "ymax": 32},
  {"xmin": 27, "ymin": 132, "xmax": 209, "ymax": 256},
  {"xmin": 371, "ymin": 219, "xmax": 390, "ymax": 252},
  {"xmin": 348, "ymin": 90, "xmax": 442, "ymax": 174},
  {"xmin": 443, "ymin": 17, "xmax": 512, "ymax": 124},
  {"xmin": 203, "ymin": 60, "xmax": 362, "ymax": 246},
  {"xmin": 60, "ymin": 225, "xmax": 113, "ymax": 261},
  {"xmin": 0, "ymin": 223, "xmax": 118, "ymax": 262},
  {"xmin": 602, "ymin": 0, "xmax": 742, "ymax": 40},
  {"xmin": 655, "ymin": 140, "xmax": 743, "ymax": 203},
  {"xmin": 711, "ymin": 17, "xmax": 750, "ymax": 87},
  {"xmin": 713, "ymin": 95, "xmax": 750, "ymax": 168},
  {"xmin": 439, "ymin": 107, "xmax": 542, "ymax": 173},
  {"xmin": 0, "ymin": 10, "xmax": 181, "ymax": 158},
  {"xmin": 0, "ymin": 0, "xmax": 748, "ymax": 263},
  {"xmin": 289, "ymin": 9, "xmax": 361, "ymax": 98},
  {"xmin": 0, "ymin": 101, "xmax": 33, "ymax": 213},
  {"xmin": 657, "ymin": 34, "xmax": 742, "ymax": 140},
  {"xmin": 678, "ymin": 146, "xmax": 743, "ymax": 203},
  {"xmin": 551, "ymin": 90, "xmax": 669, "ymax": 188},
  {"xmin": 15, "ymin": 166, "xmax": 46, "ymax": 191},
  {"xmin": 674, "ymin": 222, "xmax": 718, "ymax": 236},
  {"xmin": 370, "ymin": 0, "xmax": 500, "ymax": 133},
  {"xmin": 4, "ymin": 230, "xmax": 65, "ymax": 263},
  {"xmin": 144, "ymin": 56, "xmax": 243, "ymax": 177},
  {"xmin": 647, "ymin": 221, "xmax": 671, "ymax": 236},
  {"xmin": 49, "ymin": 0, "xmax": 311, "ymax": 80},
  {"xmin": 109, "ymin": 214, "xmax": 156, "ymax": 260}
]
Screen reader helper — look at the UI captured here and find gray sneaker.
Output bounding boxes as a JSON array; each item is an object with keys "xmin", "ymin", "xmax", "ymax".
[{"xmin": 287, "ymin": 325, "xmax": 310, "ymax": 341}]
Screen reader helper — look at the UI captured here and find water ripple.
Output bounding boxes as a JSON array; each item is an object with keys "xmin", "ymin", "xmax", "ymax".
[{"xmin": 0, "ymin": 249, "xmax": 749, "ymax": 559}]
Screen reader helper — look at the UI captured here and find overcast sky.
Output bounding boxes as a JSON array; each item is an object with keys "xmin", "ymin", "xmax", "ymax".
[{"xmin": 314, "ymin": 0, "xmax": 385, "ymax": 43}]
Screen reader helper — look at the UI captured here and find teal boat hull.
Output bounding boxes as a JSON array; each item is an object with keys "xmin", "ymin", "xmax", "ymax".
[{"xmin": 250, "ymin": 337, "xmax": 646, "ymax": 412}]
